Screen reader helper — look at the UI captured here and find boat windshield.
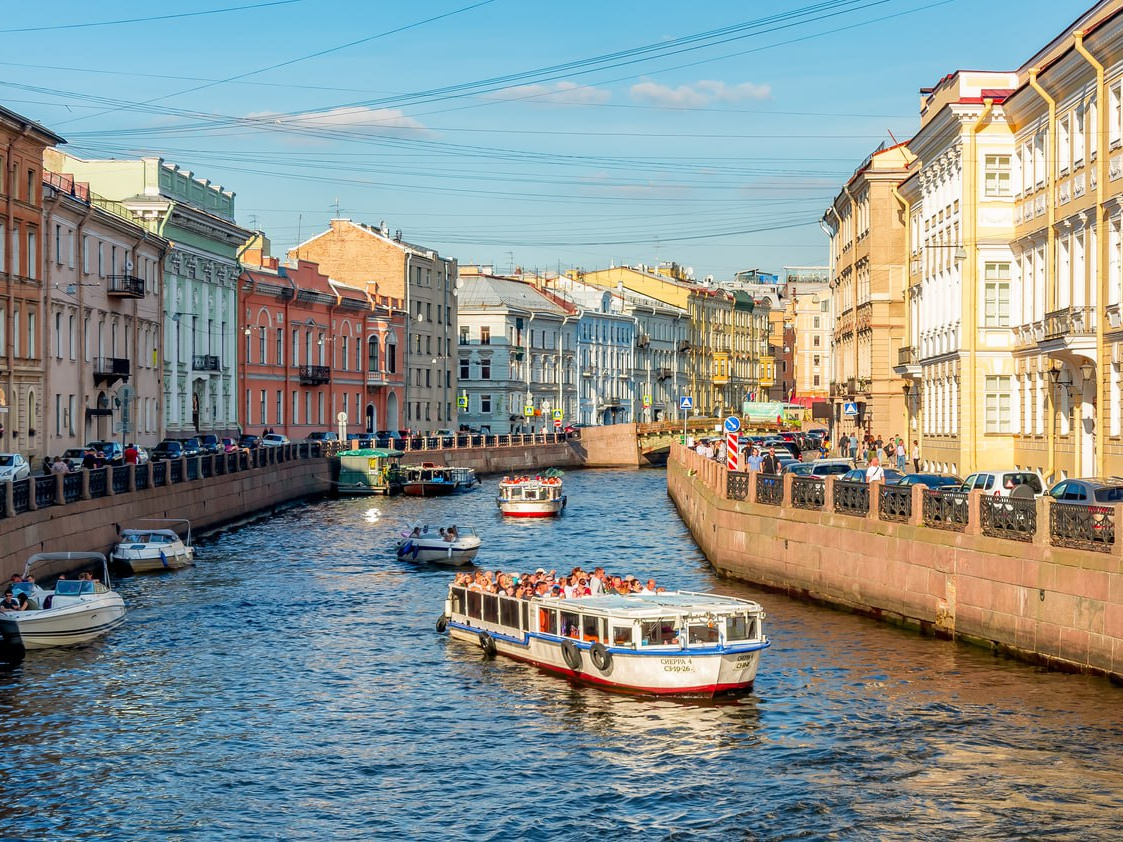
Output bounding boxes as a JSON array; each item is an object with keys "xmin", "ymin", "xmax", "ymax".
[
  {"xmin": 55, "ymin": 581, "xmax": 97, "ymax": 596},
  {"xmin": 725, "ymin": 614, "xmax": 757, "ymax": 641}
]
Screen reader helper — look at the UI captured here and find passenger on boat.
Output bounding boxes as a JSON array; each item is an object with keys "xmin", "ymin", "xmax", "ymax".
[{"xmin": 0, "ymin": 592, "xmax": 18, "ymax": 612}]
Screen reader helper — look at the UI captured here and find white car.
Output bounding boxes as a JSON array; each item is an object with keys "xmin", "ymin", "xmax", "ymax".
[
  {"xmin": 0, "ymin": 453, "xmax": 31, "ymax": 482},
  {"xmin": 261, "ymin": 434, "xmax": 290, "ymax": 447},
  {"xmin": 956, "ymin": 470, "xmax": 1044, "ymax": 498}
]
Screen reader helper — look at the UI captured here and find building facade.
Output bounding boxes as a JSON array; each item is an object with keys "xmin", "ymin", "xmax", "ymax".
[
  {"xmin": 288, "ymin": 219, "xmax": 458, "ymax": 432},
  {"xmin": 42, "ymin": 171, "xmax": 168, "ymax": 457}
]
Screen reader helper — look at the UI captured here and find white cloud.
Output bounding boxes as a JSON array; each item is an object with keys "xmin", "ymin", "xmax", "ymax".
[
  {"xmin": 629, "ymin": 79, "xmax": 772, "ymax": 109},
  {"xmin": 247, "ymin": 106, "xmax": 433, "ymax": 140},
  {"xmin": 489, "ymin": 81, "xmax": 611, "ymax": 106}
]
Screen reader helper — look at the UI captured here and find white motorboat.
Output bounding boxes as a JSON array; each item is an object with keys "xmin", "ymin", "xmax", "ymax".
[
  {"xmin": 396, "ymin": 526, "xmax": 482, "ymax": 566},
  {"xmin": 439, "ymin": 587, "xmax": 769, "ymax": 698},
  {"xmin": 111, "ymin": 518, "xmax": 194, "ymax": 574},
  {"xmin": 496, "ymin": 472, "xmax": 566, "ymax": 518},
  {"xmin": 0, "ymin": 552, "xmax": 127, "ymax": 652}
]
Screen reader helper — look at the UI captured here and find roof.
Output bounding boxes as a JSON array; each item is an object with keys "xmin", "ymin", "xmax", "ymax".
[
  {"xmin": 534, "ymin": 590, "xmax": 763, "ymax": 617},
  {"xmin": 0, "ymin": 103, "xmax": 64, "ymax": 145},
  {"xmin": 458, "ymin": 274, "xmax": 570, "ymax": 316}
]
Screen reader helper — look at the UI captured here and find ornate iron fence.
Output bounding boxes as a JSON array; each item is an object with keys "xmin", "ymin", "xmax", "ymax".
[
  {"xmin": 1050, "ymin": 503, "xmax": 1115, "ymax": 552},
  {"xmin": 727, "ymin": 472, "xmax": 750, "ymax": 501},
  {"xmin": 791, "ymin": 476, "xmax": 825, "ymax": 510},
  {"xmin": 879, "ymin": 485, "xmax": 912, "ymax": 522},
  {"xmin": 923, "ymin": 490, "xmax": 969, "ymax": 531},
  {"xmin": 756, "ymin": 473, "xmax": 783, "ymax": 506},
  {"xmin": 134, "ymin": 464, "xmax": 150, "ymax": 491},
  {"xmin": 201, "ymin": 457, "xmax": 213, "ymax": 479},
  {"xmin": 112, "ymin": 466, "xmax": 130, "ymax": 494},
  {"xmin": 88, "ymin": 468, "xmax": 108, "ymax": 498},
  {"xmin": 980, "ymin": 496, "xmax": 1037, "ymax": 542},
  {"xmin": 834, "ymin": 480, "xmax": 869, "ymax": 515},
  {"xmin": 12, "ymin": 479, "xmax": 30, "ymax": 513},
  {"xmin": 186, "ymin": 459, "xmax": 199, "ymax": 481},
  {"xmin": 169, "ymin": 461, "xmax": 183, "ymax": 483},
  {"xmin": 34, "ymin": 475, "xmax": 56, "ymax": 508},
  {"xmin": 63, "ymin": 472, "xmax": 83, "ymax": 502}
]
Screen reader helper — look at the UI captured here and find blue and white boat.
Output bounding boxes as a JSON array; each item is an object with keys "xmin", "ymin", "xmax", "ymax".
[
  {"xmin": 397, "ymin": 526, "xmax": 482, "ymax": 566},
  {"xmin": 438, "ymin": 587, "xmax": 769, "ymax": 697},
  {"xmin": 111, "ymin": 518, "xmax": 194, "ymax": 574}
]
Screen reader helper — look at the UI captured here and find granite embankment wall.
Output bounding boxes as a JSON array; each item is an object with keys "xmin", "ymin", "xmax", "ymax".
[{"xmin": 668, "ymin": 443, "xmax": 1123, "ymax": 681}]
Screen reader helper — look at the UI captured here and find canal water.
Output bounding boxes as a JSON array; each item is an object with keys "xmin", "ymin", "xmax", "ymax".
[{"xmin": 2, "ymin": 468, "xmax": 1123, "ymax": 840}]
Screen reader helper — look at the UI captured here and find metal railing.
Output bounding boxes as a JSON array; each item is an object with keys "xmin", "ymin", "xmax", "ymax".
[
  {"xmin": 727, "ymin": 472, "xmax": 750, "ymax": 501},
  {"xmin": 756, "ymin": 473, "xmax": 783, "ymax": 506},
  {"xmin": 134, "ymin": 464, "xmax": 150, "ymax": 491},
  {"xmin": 923, "ymin": 490, "xmax": 969, "ymax": 531},
  {"xmin": 106, "ymin": 274, "xmax": 145, "ymax": 297},
  {"xmin": 879, "ymin": 485, "xmax": 912, "ymax": 522},
  {"xmin": 112, "ymin": 465, "xmax": 130, "ymax": 495},
  {"xmin": 63, "ymin": 472, "xmax": 83, "ymax": 502},
  {"xmin": 12, "ymin": 479, "xmax": 30, "ymax": 514},
  {"xmin": 299, "ymin": 364, "xmax": 331, "ymax": 385},
  {"xmin": 980, "ymin": 496, "xmax": 1036, "ymax": 542},
  {"xmin": 34, "ymin": 476, "xmax": 56, "ymax": 508},
  {"xmin": 93, "ymin": 357, "xmax": 130, "ymax": 379},
  {"xmin": 1050, "ymin": 503, "xmax": 1114, "ymax": 553},
  {"xmin": 88, "ymin": 467, "xmax": 107, "ymax": 498},
  {"xmin": 791, "ymin": 476, "xmax": 825, "ymax": 510},
  {"xmin": 834, "ymin": 480, "xmax": 869, "ymax": 515},
  {"xmin": 169, "ymin": 460, "xmax": 183, "ymax": 483}
]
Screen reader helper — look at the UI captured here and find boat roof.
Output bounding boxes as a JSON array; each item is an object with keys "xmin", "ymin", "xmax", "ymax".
[
  {"xmin": 120, "ymin": 528, "xmax": 180, "ymax": 539},
  {"xmin": 528, "ymin": 591, "xmax": 762, "ymax": 617},
  {"xmin": 339, "ymin": 448, "xmax": 404, "ymax": 457}
]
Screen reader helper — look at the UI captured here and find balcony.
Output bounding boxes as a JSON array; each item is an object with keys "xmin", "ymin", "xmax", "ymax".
[
  {"xmin": 93, "ymin": 357, "xmax": 130, "ymax": 386},
  {"xmin": 894, "ymin": 345, "xmax": 921, "ymax": 378},
  {"xmin": 299, "ymin": 365, "xmax": 331, "ymax": 385},
  {"xmin": 656, "ymin": 367, "xmax": 673, "ymax": 381},
  {"xmin": 677, "ymin": 340, "xmax": 691, "ymax": 352},
  {"xmin": 107, "ymin": 274, "xmax": 145, "ymax": 298},
  {"xmin": 1043, "ymin": 306, "xmax": 1095, "ymax": 342},
  {"xmin": 192, "ymin": 354, "xmax": 221, "ymax": 373},
  {"xmin": 366, "ymin": 370, "xmax": 390, "ymax": 387},
  {"xmin": 636, "ymin": 333, "xmax": 650, "ymax": 348}
]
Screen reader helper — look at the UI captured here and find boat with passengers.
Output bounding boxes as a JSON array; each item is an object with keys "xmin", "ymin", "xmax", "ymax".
[
  {"xmin": 437, "ymin": 585, "xmax": 769, "ymax": 697},
  {"xmin": 402, "ymin": 463, "xmax": 457, "ymax": 496},
  {"xmin": 396, "ymin": 525, "xmax": 482, "ymax": 566},
  {"xmin": 496, "ymin": 471, "xmax": 566, "ymax": 517}
]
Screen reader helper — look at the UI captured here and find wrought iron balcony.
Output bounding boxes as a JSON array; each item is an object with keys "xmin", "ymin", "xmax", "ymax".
[
  {"xmin": 93, "ymin": 356, "xmax": 130, "ymax": 385},
  {"xmin": 107, "ymin": 274, "xmax": 145, "ymax": 298},
  {"xmin": 192, "ymin": 354, "xmax": 221, "ymax": 372},
  {"xmin": 299, "ymin": 364, "xmax": 331, "ymax": 385},
  {"xmin": 656, "ymin": 367, "xmax": 673, "ymax": 381}
]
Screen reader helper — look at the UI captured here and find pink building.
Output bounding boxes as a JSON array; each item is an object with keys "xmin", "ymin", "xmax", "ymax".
[{"xmin": 239, "ymin": 245, "xmax": 404, "ymax": 440}]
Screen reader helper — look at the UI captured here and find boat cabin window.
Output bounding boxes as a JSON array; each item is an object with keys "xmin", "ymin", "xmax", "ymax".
[
  {"xmin": 725, "ymin": 614, "xmax": 756, "ymax": 642},
  {"xmin": 560, "ymin": 610, "xmax": 581, "ymax": 638},
  {"xmin": 466, "ymin": 590, "xmax": 482, "ymax": 619},
  {"xmin": 538, "ymin": 608, "xmax": 557, "ymax": 635},
  {"xmin": 612, "ymin": 626, "xmax": 635, "ymax": 648},
  {"xmin": 688, "ymin": 623, "xmax": 720, "ymax": 645},
  {"xmin": 499, "ymin": 596, "xmax": 520, "ymax": 629},
  {"xmin": 641, "ymin": 619, "xmax": 679, "ymax": 646},
  {"xmin": 582, "ymin": 615, "xmax": 604, "ymax": 643}
]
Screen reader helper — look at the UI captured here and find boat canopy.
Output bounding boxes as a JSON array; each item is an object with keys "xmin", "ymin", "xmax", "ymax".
[{"xmin": 339, "ymin": 448, "xmax": 404, "ymax": 458}]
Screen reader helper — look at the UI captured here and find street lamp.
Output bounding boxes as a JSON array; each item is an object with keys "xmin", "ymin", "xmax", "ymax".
[{"xmin": 1080, "ymin": 361, "xmax": 1094, "ymax": 382}]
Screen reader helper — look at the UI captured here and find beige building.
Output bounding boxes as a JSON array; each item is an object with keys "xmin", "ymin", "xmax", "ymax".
[
  {"xmin": 823, "ymin": 143, "xmax": 912, "ymax": 440},
  {"xmin": 894, "ymin": 71, "xmax": 1020, "ymax": 476},
  {"xmin": 41, "ymin": 172, "xmax": 167, "ymax": 455},
  {"xmin": 289, "ymin": 219, "xmax": 458, "ymax": 431},
  {"xmin": 784, "ymin": 267, "xmax": 831, "ymax": 402}
]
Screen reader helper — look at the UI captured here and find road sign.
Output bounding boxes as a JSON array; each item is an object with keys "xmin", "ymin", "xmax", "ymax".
[
  {"xmin": 553, "ymin": 418, "xmax": 562, "ymax": 429},
  {"xmin": 336, "ymin": 411, "xmax": 348, "ymax": 423},
  {"xmin": 457, "ymin": 394, "xmax": 468, "ymax": 409},
  {"xmin": 726, "ymin": 432, "xmax": 740, "ymax": 471},
  {"xmin": 843, "ymin": 401, "xmax": 858, "ymax": 417},
  {"xmin": 524, "ymin": 405, "xmax": 535, "ymax": 417},
  {"xmin": 642, "ymin": 394, "xmax": 652, "ymax": 407},
  {"xmin": 723, "ymin": 415, "xmax": 741, "ymax": 433},
  {"xmin": 680, "ymin": 396, "xmax": 693, "ymax": 410},
  {"xmin": 552, "ymin": 409, "xmax": 563, "ymax": 421}
]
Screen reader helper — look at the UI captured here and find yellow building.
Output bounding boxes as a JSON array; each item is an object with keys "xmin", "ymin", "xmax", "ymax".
[{"xmin": 823, "ymin": 143, "xmax": 913, "ymax": 440}]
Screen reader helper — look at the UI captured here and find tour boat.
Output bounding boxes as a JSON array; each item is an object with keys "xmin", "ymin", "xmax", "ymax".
[
  {"xmin": 0, "ymin": 552, "xmax": 127, "ymax": 652},
  {"xmin": 496, "ymin": 473, "xmax": 566, "ymax": 517},
  {"xmin": 111, "ymin": 518, "xmax": 194, "ymax": 574},
  {"xmin": 402, "ymin": 463, "xmax": 457, "ymax": 496},
  {"xmin": 449, "ymin": 467, "xmax": 481, "ymax": 491},
  {"xmin": 396, "ymin": 525, "xmax": 482, "ymax": 566},
  {"xmin": 336, "ymin": 448, "xmax": 404, "ymax": 495},
  {"xmin": 438, "ymin": 587, "xmax": 769, "ymax": 697}
]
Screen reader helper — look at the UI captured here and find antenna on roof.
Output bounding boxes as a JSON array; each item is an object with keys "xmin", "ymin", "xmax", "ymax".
[
  {"xmin": 887, "ymin": 128, "xmax": 901, "ymax": 146},
  {"xmin": 332, "ymin": 197, "xmax": 341, "ymax": 217}
]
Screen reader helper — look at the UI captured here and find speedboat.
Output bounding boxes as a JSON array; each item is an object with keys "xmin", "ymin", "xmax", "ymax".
[
  {"xmin": 396, "ymin": 526, "xmax": 482, "ymax": 566},
  {"xmin": 496, "ymin": 472, "xmax": 566, "ymax": 517},
  {"xmin": 0, "ymin": 552, "xmax": 127, "ymax": 652},
  {"xmin": 402, "ymin": 463, "xmax": 457, "ymax": 496},
  {"xmin": 438, "ymin": 586, "xmax": 769, "ymax": 698},
  {"xmin": 111, "ymin": 518, "xmax": 194, "ymax": 574}
]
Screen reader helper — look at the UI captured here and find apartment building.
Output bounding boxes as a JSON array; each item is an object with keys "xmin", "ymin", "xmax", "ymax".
[{"xmin": 784, "ymin": 267, "xmax": 832, "ymax": 403}]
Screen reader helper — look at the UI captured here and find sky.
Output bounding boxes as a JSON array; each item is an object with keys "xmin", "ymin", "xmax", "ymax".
[{"xmin": 0, "ymin": 0, "xmax": 1095, "ymax": 280}]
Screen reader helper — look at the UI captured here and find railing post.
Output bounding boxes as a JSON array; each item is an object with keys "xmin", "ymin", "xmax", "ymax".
[
  {"xmin": 868, "ymin": 480, "xmax": 882, "ymax": 521},
  {"xmin": 128, "ymin": 463, "xmax": 137, "ymax": 493},
  {"xmin": 178, "ymin": 456, "xmax": 188, "ymax": 482},
  {"xmin": 823, "ymin": 475, "xmax": 835, "ymax": 511},
  {"xmin": 55, "ymin": 472, "xmax": 66, "ymax": 506},
  {"xmin": 909, "ymin": 484, "xmax": 926, "ymax": 527},
  {"xmin": 1033, "ymin": 497, "xmax": 1052, "ymax": 548},
  {"xmin": 26, "ymin": 479, "xmax": 37, "ymax": 511},
  {"xmin": 782, "ymin": 471, "xmax": 794, "ymax": 507},
  {"xmin": 965, "ymin": 489, "xmax": 983, "ymax": 536},
  {"xmin": 1114, "ymin": 503, "xmax": 1123, "ymax": 559},
  {"xmin": 3, "ymin": 480, "xmax": 14, "ymax": 517},
  {"xmin": 105, "ymin": 467, "xmax": 116, "ymax": 497},
  {"xmin": 81, "ymin": 469, "xmax": 92, "ymax": 500}
]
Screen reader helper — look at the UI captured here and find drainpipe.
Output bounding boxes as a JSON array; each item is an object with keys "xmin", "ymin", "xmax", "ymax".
[
  {"xmin": 525, "ymin": 311, "xmax": 536, "ymax": 432},
  {"xmin": 891, "ymin": 183, "xmax": 912, "ymax": 438},
  {"xmin": 4, "ymin": 126, "xmax": 31, "ymax": 452},
  {"xmin": 1029, "ymin": 69, "xmax": 1057, "ymax": 481},
  {"xmin": 966, "ymin": 97, "xmax": 995, "ymax": 473},
  {"xmin": 1074, "ymin": 30, "xmax": 1108, "ymax": 476}
]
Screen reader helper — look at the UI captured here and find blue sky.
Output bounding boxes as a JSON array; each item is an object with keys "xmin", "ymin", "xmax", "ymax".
[{"xmin": 0, "ymin": 0, "xmax": 1092, "ymax": 279}]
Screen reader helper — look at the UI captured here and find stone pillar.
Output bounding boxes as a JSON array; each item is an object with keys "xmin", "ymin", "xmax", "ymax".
[
  {"xmin": 105, "ymin": 467, "xmax": 116, "ymax": 497},
  {"xmin": 868, "ymin": 480, "xmax": 882, "ymax": 521},
  {"xmin": 26, "ymin": 480, "xmax": 37, "ymax": 511},
  {"xmin": 823, "ymin": 475, "xmax": 835, "ymax": 511},
  {"xmin": 178, "ymin": 456, "xmax": 188, "ymax": 482},
  {"xmin": 1114, "ymin": 503, "xmax": 1123, "ymax": 559},
  {"xmin": 909, "ymin": 484, "xmax": 926, "ymax": 527},
  {"xmin": 128, "ymin": 464, "xmax": 137, "ymax": 493},
  {"xmin": 965, "ymin": 489, "xmax": 983, "ymax": 536},
  {"xmin": 747, "ymin": 469, "xmax": 759, "ymax": 504},
  {"xmin": 781, "ymin": 471, "xmax": 794, "ymax": 508},
  {"xmin": 207, "ymin": 454, "xmax": 216, "ymax": 477},
  {"xmin": 1033, "ymin": 497, "xmax": 1052, "ymax": 548},
  {"xmin": 3, "ymin": 480, "xmax": 14, "ymax": 517},
  {"xmin": 81, "ymin": 469, "xmax": 91, "ymax": 500},
  {"xmin": 55, "ymin": 472, "xmax": 65, "ymax": 506}
]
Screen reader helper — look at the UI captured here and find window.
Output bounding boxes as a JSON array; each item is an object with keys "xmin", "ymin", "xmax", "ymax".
[
  {"xmin": 480, "ymin": 359, "xmax": 491, "ymax": 380},
  {"xmin": 813, "ymin": 354, "xmax": 820, "ymax": 367},
  {"xmin": 481, "ymin": 326, "xmax": 490, "ymax": 345},
  {"xmin": 985, "ymin": 155, "xmax": 1011, "ymax": 196},
  {"xmin": 481, "ymin": 394, "xmax": 491, "ymax": 414},
  {"xmin": 460, "ymin": 358, "xmax": 470, "ymax": 379},
  {"xmin": 386, "ymin": 342, "xmax": 396, "ymax": 373},
  {"xmin": 813, "ymin": 335, "xmax": 821, "ymax": 347},
  {"xmin": 1111, "ymin": 81, "xmax": 1122, "ymax": 148},
  {"xmin": 54, "ymin": 224, "xmax": 62, "ymax": 265},
  {"xmin": 276, "ymin": 328, "xmax": 283, "ymax": 365},
  {"xmin": 341, "ymin": 336, "xmax": 349, "ymax": 371},
  {"xmin": 259, "ymin": 329, "xmax": 267, "ymax": 364},
  {"xmin": 368, "ymin": 337, "xmax": 379, "ymax": 372},
  {"xmin": 984, "ymin": 263, "xmax": 1011, "ymax": 326},
  {"xmin": 813, "ymin": 316, "xmax": 821, "ymax": 329},
  {"xmin": 292, "ymin": 329, "xmax": 299, "ymax": 367},
  {"xmin": 985, "ymin": 375, "xmax": 1013, "ymax": 433},
  {"xmin": 260, "ymin": 390, "xmax": 268, "ymax": 425},
  {"xmin": 460, "ymin": 325, "xmax": 469, "ymax": 344}
]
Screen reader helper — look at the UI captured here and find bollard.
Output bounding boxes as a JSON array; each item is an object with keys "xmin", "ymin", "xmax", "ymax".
[
  {"xmin": 81, "ymin": 469, "xmax": 91, "ymax": 500},
  {"xmin": 55, "ymin": 472, "xmax": 66, "ymax": 506},
  {"xmin": 909, "ymin": 484, "xmax": 926, "ymax": 527},
  {"xmin": 128, "ymin": 463, "xmax": 137, "ymax": 493}
]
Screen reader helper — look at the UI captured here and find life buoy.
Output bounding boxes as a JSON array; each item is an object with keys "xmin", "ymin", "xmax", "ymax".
[
  {"xmin": 590, "ymin": 642, "xmax": 612, "ymax": 672},
  {"xmin": 561, "ymin": 639, "xmax": 582, "ymax": 672},
  {"xmin": 478, "ymin": 631, "xmax": 497, "ymax": 657},
  {"xmin": 435, "ymin": 615, "xmax": 449, "ymax": 633}
]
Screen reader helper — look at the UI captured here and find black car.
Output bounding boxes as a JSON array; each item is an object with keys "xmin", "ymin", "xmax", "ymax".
[
  {"xmin": 199, "ymin": 434, "xmax": 223, "ymax": 454},
  {"xmin": 178, "ymin": 437, "xmax": 203, "ymax": 458},
  {"xmin": 86, "ymin": 440, "xmax": 125, "ymax": 465},
  {"xmin": 239, "ymin": 434, "xmax": 262, "ymax": 450},
  {"xmin": 151, "ymin": 440, "xmax": 185, "ymax": 461},
  {"xmin": 896, "ymin": 473, "xmax": 963, "ymax": 489}
]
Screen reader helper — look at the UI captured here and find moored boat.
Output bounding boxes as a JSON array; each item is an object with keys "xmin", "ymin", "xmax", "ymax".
[
  {"xmin": 336, "ymin": 448, "xmax": 404, "ymax": 495},
  {"xmin": 496, "ymin": 473, "xmax": 566, "ymax": 517},
  {"xmin": 111, "ymin": 519, "xmax": 194, "ymax": 574},
  {"xmin": 402, "ymin": 463, "xmax": 457, "ymax": 496},
  {"xmin": 448, "ymin": 466, "xmax": 481, "ymax": 490},
  {"xmin": 396, "ymin": 525, "xmax": 482, "ymax": 566},
  {"xmin": 0, "ymin": 552, "xmax": 127, "ymax": 653},
  {"xmin": 438, "ymin": 586, "xmax": 769, "ymax": 697}
]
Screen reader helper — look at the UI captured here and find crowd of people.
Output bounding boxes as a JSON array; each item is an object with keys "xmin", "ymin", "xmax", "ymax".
[
  {"xmin": 40, "ymin": 444, "xmax": 143, "ymax": 475},
  {"xmin": 452, "ymin": 567, "xmax": 665, "ymax": 600},
  {"xmin": 836, "ymin": 433, "xmax": 920, "ymax": 472}
]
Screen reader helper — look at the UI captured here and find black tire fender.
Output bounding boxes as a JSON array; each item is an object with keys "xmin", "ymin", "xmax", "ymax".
[
  {"xmin": 561, "ymin": 639, "xmax": 582, "ymax": 672},
  {"xmin": 478, "ymin": 631, "xmax": 497, "ymax": 657},
  {"xmin": 435, "ymin": 615, "xmax": 449, "ymax": 633},
  {"xmin": 590, "ymin": 642, "xmax": 612, "ymax": 672}
]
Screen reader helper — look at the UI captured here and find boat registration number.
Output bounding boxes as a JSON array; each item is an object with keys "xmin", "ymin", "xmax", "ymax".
[
  {"xmin": 660, "ymin": 657, "xmax": 694, "ymax": 673},
  {"xmin": 732, "ymin": 655, "xmax": 755, "ymax": 670}
]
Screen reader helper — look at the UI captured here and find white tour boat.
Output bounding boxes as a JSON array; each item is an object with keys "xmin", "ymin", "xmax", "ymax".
[
  {"xmin": 396, "ymin": 526, "xmax": 482, "ymax": 566},
  {"xmin": 496, "ymin": 473, "xmax": 566, "ymax": 518},
  {"xmin": 111, "ymin": 518, "xmax": 195, "ymax": 574},
  {"xmin": 438, "ymin": 586, "xmax": 769, "ymax": 697},
  {"xmin": 0, "ymin": 552, "xmax": 127, "ymax": 652}
]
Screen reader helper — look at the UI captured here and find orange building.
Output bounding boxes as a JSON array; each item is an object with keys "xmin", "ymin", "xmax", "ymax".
[{"xmin": 239, "ymin": 242, "xmax": 404, "ymax": 440}]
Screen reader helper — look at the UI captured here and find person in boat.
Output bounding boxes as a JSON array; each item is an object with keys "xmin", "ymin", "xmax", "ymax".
[
  {"xmin": 448, "ymin": 525, "xmax": 458, "ymax": 541},
  {"xmin": 439, "ymin": 527, "xmax": 448, "ymax": 541},
  {"xmin": 410, "ymin": 526, "xmax": 421, "ymax": 538},
  {"xmin": 0, "ymin": 591, "xmax": 18, "ymax": 612}
]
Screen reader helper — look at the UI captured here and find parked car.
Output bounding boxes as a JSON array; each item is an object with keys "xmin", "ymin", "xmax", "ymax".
[
  {"xmin": 840, "ymin": 468, "xmax": 905, "ymax": 485},
  {"xmin": 305, "ymin": 431, "xmax": 339, "ymax": 443},
  {"xmin": 806, "ymin": 458, "xmax": 854, "ymax": 478},
  {"xmin": 177, "ymin": 437, "xmax": 203, "ymax": 458},
  {"xmin": 783, "ymin": 462, "xmax": 817, "ymax": 476},
  {"xmin": 239, "ymin": 434, "xmax": 262, "ymax": 450},
  {"xmin": 0, "ymin": 453, "xmax": 31, "ymax": 482},
  {"xmin": 896, "ymin": 473, "xmax": 963, "ymax": 489},
  {"xmin": 199, "ymin": 433, "xmax": 223, "ymax": 454},
  {"xmin": 86, "ymin": 440, "xmax": 124, "ymax": 465},
  {"xmin": 762, "ymin": 439, "xmax": 802, "ymax": 460},
  {"xmin": 261, "ymin": 433, "xmax": 290, "ymax": 447},
  {"xmin": 151, "ymin": 440, "xmax": 185, "ymax": 461},
  {"xmin": 1047, "ymin": 478, "xmax": 1123, "ymax": 504},
  {"xmin": 61, "ymin": 447, "xmax": 87, "ymax": 471},
  {"xmin": 956, "ymin": 470, "xmax": 1044, "ymax": 498}
]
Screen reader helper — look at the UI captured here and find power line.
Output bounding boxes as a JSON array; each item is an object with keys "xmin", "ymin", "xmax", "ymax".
[{"xmin": 0, "ymin": 0, "xmax": 305, "ymax": 34}]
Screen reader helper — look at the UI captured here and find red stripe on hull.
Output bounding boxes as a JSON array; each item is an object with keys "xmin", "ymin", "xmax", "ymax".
[{"xmin": 498, "ymin": 510, "xmax": 561, "ymax": 518}]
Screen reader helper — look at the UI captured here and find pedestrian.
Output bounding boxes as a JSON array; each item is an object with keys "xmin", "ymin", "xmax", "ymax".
[
  {"xmin": 124, "ymin": 443, "xmax": 139, "ymax": 465},
  {"xmin": 865, "ymin": 456, "xmax": 885, "ymax": 483},
  {"xmin": 761, "ymin": 447, "xmax": 779, "ymax": 475},
  {"xmin": 50, "ymin": 456, "xmax": 69, "ymax": 475},
  {"xmin": 746, "ymin": 447, "xmax": 763, "ymax": 472},
  {"xmin": 911, "ymin": 439, "xmax": 920, "ymax": 473},
  {"xmin": 848, "ymin": 434, "xmax": 858, "ymax": 461},
  {"xmin": 895, "ymin": 437, "xmax": 906, "ymax": 471}
]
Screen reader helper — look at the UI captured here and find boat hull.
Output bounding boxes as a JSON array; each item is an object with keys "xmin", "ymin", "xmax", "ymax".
[
  {"xmin": 111, "ymin": 547, "xmax": 194, "ymax": 574},
  {"xmin": 397, "ymin": 538, "xmax": 481, "ymax": 566},
  {"xmin": 496, "ymin": 498, "xmax": 566, "ymax": 518},
  {"xmin": 0, "ymin": 596, "xmax": 127, "ymax": 650},
  {"xmin": 403, "ymin": 482, "xmax": 456, "ymax": 497}
]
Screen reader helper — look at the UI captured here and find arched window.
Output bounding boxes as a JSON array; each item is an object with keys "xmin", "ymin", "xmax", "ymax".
[{"xmin": 368, "ymin": 336, "xmax": 379, "ymax": 371}]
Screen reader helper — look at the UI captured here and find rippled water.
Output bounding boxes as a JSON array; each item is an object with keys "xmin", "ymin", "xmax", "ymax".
[{"xmin": 2, "ymin": 468, "xmax": 1123, "ymax": 839}]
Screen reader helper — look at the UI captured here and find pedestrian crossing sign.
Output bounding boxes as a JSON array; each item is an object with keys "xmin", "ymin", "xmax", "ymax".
[
  {"xmin": 524, "ymin": 405, "xmax": 535, "ymax": 416},
  {"xmin": 680, "ymin": 396, "xmax": 693, "ymax": 410},
  {"xmin": 457, "ymin": 394, "xmax": 468, "ymax": 409}
]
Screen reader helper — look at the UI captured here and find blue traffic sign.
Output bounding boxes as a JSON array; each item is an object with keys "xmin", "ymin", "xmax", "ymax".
[
  {"xmin": 679, "ymin": 396, "xmax": 693, "ymax": 410},
  {"xmin": 843, "ymin": 401, "xmax": 858, "ymax": 416},
  {"xmin": 724, "ymin": 415, "xmax": 741, "ymax": 433}
]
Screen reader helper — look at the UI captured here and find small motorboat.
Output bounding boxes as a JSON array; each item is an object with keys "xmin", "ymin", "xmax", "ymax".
[
  {"xmin": 402, "ymin": 463, "xmax": 457, "ymax": 496},
  {"xmin": 0, "ymin": 552, "xmax": 127, "ymax": 652},
  {"xmin": 448, "ymin": 467, "xmax": 481, "ymax": 491},
  {"xmin": 496, "ymin": 470, "xmax": 566, "ymax": 517},
  {"xmin": 396, "ymin": 525, "xmax": 482, "ymax": 566},
  {"xmin": 111, "ymin": 518, "xmax": 194, "ymax": 574}
]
